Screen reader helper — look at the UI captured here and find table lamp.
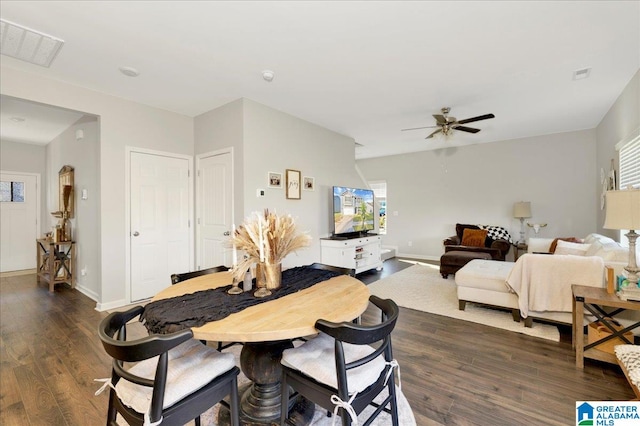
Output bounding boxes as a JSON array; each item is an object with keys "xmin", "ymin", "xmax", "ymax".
[
  {"xmin": 513, "ymin": 201, "xmax": 531, "ymax": 244},
  {"xmin": 604, "ymin": 189, "xmax": 640, "ymax": 294}
]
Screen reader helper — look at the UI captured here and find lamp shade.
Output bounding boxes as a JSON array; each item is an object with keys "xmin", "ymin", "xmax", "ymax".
[
  {"xmin": 604, "ymin": 189, "xmax": 640, "ymax": 230},
  {"xmin": 513, "ymin": 201, "xmax": 531, "ymax": 219}
]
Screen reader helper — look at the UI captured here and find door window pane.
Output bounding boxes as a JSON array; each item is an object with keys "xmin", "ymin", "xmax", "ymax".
[{"xmin": 0, "ymin": 181, "xmax": 25, "ymax": 202}]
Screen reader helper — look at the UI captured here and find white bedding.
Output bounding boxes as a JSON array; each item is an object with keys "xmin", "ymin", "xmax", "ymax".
[{"xmin": 506, "ymin": 253, "xmax": 604, "ymax": 318}]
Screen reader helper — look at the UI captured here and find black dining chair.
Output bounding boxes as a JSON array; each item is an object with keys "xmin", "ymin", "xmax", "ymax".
[
  {"xmin": 280, "ymin": 295, "xmax": 401, "ymax": 426},
  {"xmin": 97, "ymin": 305, "xmax": 240, "ymax": 426},
  {"xmin": 170, "ymin": 265, "xmax": 230, "ymax": 284},
  {"xmin": 308, "ymin": 262, "xmax": 356, "ymax": 277},
  {"xmin": 171, "ymin": 265, "xmax": 240, "ymax": 351}
]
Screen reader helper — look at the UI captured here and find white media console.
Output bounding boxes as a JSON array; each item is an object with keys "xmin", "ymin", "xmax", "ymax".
[{"xmin": 320, "ymin": 234, "xmax": 383, "ymax": 274}]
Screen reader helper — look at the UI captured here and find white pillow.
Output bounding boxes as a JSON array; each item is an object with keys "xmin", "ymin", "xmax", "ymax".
[{"xmin": 554, "ymin": 240, "xmax": 591, "ymax": 256}]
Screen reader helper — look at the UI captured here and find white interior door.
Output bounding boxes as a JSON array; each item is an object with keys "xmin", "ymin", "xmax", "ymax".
[
  {"xmin": 130, "ymin": 152, "xmax": 191, "ymax": 301},
  {"xmin": 0, "ymin": 172, "xmax": 39, "ymax": 272},
  {"xmin": 196, "ymin": 151, "xmax": 233, "ymax": 269}
]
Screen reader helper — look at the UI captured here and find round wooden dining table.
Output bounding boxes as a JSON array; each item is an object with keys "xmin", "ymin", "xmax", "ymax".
[{"xmin": 151, "ymin": 270, "xmax": 370, "ymax": 425}]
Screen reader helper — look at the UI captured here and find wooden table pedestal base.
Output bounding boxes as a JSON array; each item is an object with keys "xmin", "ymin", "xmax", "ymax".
[{"xmin": 218, "ymin": 341, "xmax": 315, "ymax": 426}]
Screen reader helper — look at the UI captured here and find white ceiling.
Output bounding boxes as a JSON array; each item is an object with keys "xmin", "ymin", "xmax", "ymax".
[
  {"xmin": 1, "ymin": 1, "xmax": 638, "ymax": 158},
  {"xmin": 0, "ymin": 96, "xmax": 85, "ymax": 145}
]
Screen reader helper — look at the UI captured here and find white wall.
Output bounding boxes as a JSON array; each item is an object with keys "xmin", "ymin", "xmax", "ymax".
[
  {"xmin": 194, "ymin": 98, "xmax": 245, "ymax": 220},
  {"xmin": 596, "ymin": 69, "xmax": 640, "ymax": 239},
  {"xmin": 1, "ymin": 65, "xmax": 194, "ymax": 308},
  {"xmin": 242, "ymin": 99, "xmax": 363, "ymax": 268},
  {"xmin": 0, "ymin": 139, "xmax": 47, "ymax": 232},
  {"xmin": 45, "ymin": 117, "xmax": 101, "ymax": 299},
  {"xmin": 195, "ymin": 98, "xmax": 363, "ymax": 268},
  {"xmin": 357, "ymin": 129, "xmax": 597, "ymax": 260}
]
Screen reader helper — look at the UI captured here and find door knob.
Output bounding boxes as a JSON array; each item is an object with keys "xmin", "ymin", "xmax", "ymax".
[
  {"xmin": 132, "ymin": 231, "xmax": 140, "ymax": 237},
  {"xmin": 223, "ymin": 231, "xmax": 230, "ymax": 236}
]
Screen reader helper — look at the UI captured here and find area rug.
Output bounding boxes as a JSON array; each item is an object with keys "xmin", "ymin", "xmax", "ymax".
[
  {"xmin": 368, "ymin": 262, "xmax": 560, "ymax": 341},
  {"xmin": 198, "ymin": 344, "xmax": 416, "ymax": 425}
]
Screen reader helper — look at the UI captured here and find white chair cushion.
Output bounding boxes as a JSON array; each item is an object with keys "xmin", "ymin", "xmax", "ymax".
[
  {"xmin": 614, "ymin": 345, "xmax": 640, "ymax": 390},
  {"xmin": 115, "ymin": 339, "xmax": 236, "ymax": 415},
  {"xmin": 281, "ymin": 333, "xmax": 386, "ymax": 395}
]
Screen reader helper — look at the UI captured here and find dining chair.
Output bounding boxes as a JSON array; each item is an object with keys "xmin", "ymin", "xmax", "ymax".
[
  {"xmin": 97, "ymin": 305, "xmax": 240, "ymax": 426},
  {"xmin": 308, "ymin": 262, "xmax": 356, "ymax": 277},
  {"xmin": 170, "ymin": 265, "xmax": 230, "ymax": 284},
  {"xmin": 170, "ymin": 265, "xmax": 240, "ymax": 351},
  {"xmin": 280, "ymin": 295, "xmax": 401, "ymax": 426}
]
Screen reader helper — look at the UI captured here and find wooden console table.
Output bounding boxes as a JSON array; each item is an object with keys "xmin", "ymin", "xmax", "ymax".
[
  {"xmin": 572, "ymin": 284, "xmax": 640, "ymax": 368},
  {"xmin": 36, "ymin": 238, "xmax": 76, "ymax": 292}
]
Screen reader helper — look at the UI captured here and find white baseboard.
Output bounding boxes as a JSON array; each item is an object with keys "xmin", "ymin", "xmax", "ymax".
[
  {"xmin": 74, "ymin": 283, "xmax": 99, "ymax": 302},
  {"xmin": 96, "ymin": 298, "xmax": 132, "ymax": 312},
  {"xmin": 395, "ymin": 252, "xmax": 440, "ymax": 262}
]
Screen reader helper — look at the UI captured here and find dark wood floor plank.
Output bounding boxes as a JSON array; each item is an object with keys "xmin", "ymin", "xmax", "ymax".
[
  {"xmin": 1, "ymin": 258, "xmax": 635, "ymax": 426},
  {"xmin": 12, "ymin": 362, "xmax": 67, "ymax": 426},
  {"xmin": 45, "ymin": 368, "xmax": 106, "ymax": 425},
  {"xmin": 0, "ymin": 401, "xmax": 31, "ymax": 426},
  {"xmin": 0, "ymin": 357, "xmax": 24, "ymax": 410}
]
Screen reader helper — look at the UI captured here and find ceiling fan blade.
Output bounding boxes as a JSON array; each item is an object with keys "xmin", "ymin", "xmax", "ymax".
[
  {"xmin": 426, "ymin": 128, "xmax": 442, "ymax": 139},
  {"xmin": 432, "ymin": 114, "xmax": 447, "ymax": 125},
  {"xmin": 454, "ymin": 126, "xmax": 481, "ymax": 134},
  {"xmin": 401, "ymin": 125, "xmax": 438, "ymax": 131},
  {"xmin": 457, "ymin": 113, "xmax": 495, "ymax": 125}
]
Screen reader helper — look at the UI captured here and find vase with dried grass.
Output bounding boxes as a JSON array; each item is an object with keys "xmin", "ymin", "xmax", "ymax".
[{"xmin": 230, "ymin": 209, "xmax": 311, "ymax": 297}]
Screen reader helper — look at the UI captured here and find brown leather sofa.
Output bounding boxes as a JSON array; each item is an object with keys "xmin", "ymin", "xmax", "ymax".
[{"xmin": 440, "ymin": 223, "xmax": 511, "ymax": 278}]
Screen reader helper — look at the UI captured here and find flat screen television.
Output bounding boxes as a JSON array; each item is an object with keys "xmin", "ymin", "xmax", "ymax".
[{"xmin": 332, "ymin": 186, "xmax": 375, "ymax": 238}]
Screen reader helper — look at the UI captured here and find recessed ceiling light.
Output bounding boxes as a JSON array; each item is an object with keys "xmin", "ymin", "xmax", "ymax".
[
  {"xmin": 262, "ymin": 69, "xmax": 275, "ymax": 82},
  {"xmin": 10, "ymin": 116, "xmax": 26, "ymax": 122},
  {"xmin": 573, "ymin": 67, "xmax": 591, "ymax": 81},
  {"xmin": 119, "ymin": 66, "xmax": 140, "ymax": 77}
]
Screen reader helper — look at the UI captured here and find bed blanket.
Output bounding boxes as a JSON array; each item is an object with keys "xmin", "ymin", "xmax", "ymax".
[{"xmin": 506, "ymin": 253, "xmax": 604, "ymax": 318}]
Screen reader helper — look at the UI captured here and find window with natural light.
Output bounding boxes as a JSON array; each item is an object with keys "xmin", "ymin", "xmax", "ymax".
[
  {"xmin": 369, "ymin": 181, "xmax": 387, "ymax": 235},
  {"xmin": 0, "ymin": 181, "xmax": 25, "ymax": 202},
  {"xmin": 617, "ymin": 132, "xmax": 640, "ymax": 246}
]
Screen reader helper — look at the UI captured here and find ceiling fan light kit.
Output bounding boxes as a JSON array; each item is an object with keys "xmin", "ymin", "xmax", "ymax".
[{"xmin": 402, "ymin": 107, "xmax": 495, "ymax": 140}]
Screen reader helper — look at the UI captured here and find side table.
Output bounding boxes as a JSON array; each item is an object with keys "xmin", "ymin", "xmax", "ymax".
[
  {"xmin": 513, "ymin": 243, "xmax": 528, "ymax": 261},
  {"xmin": 572, "ymin": 284, "xmax": 640, "ymax": 368},
  {"xmin": 36, "ymin": 238, "xmax": 76, "ymax": 292}
]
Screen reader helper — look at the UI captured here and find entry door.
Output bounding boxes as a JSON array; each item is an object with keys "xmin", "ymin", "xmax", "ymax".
[
  {"xmin": 130, "ymin": 152, "xmax": 191, "ymax": 301},
  {"xmin": 0, "ymin": 172, "xmax": 39, "ymax": 272},
  {"xmin": 196, "ymin": 151, "xmax": 233, "ymax": 269}
]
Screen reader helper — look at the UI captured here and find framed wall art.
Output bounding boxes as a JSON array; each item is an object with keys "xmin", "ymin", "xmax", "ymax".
[
  {"xmin": 268, "ymin": 172, "xmax": 282, "ymax": 188},
  {"xmin": 303, "ymin": 176, "xmax": 315, "ymax": 191},
  {"xmin": 286, "ymin": 169, "xmax": 301, "ymax": 199}
]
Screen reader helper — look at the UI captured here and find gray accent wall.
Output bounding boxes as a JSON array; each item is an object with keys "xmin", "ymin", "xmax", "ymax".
[
  {"xmin": 195, "ymin": 98, "xmax": 362, "ymax": 268},
  {"xmin": 357, "ymin": 129, "xmax": 597, "ymax": 261},
  {"xmin": 46, "ymin": 116, "xmax": 100, "ymax": 299}
]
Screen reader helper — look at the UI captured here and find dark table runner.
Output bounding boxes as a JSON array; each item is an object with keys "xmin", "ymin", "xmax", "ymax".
[{"xmin": 142, "ymin": 266, "xmax": 341, "ymax": 334}]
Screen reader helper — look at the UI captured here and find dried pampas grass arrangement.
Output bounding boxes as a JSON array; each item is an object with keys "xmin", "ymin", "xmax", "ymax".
[{"xmin": 230, "ymin": 209, "xmax": 312, "ymax": 281}]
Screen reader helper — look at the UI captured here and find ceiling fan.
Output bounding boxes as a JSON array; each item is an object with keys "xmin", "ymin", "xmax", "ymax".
[{"xmin": 402, "ymin": 107, "xmax": 495, "ymax": 139}]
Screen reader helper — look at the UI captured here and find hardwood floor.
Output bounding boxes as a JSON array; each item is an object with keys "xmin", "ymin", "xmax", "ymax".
[{"xmin": 1, "ymin": 259, "xmax": 634, "ymax": 425}]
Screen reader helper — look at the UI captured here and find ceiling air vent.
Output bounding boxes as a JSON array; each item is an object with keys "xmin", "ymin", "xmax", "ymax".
[{"xmin": 0, "ymin": 19, "xmax": 64, "ymax": 67}]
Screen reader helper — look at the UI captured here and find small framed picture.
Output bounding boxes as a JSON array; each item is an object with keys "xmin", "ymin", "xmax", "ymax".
[
  {"xmin": 268, "ymin": 172, "xmax": 282, "ymax": 188},
  {"xmin": 285, "ymin": 169, "xmax": 301, "ymax": 199},
  {"xmin": 303, "ymin": 176, "xmax": 315, "ymax": 191}
]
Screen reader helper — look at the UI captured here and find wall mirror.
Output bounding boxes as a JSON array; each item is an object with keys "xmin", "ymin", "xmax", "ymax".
[{"xmin": 59, "ymin": 165, "xmax": 74, "ymax": 218}]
